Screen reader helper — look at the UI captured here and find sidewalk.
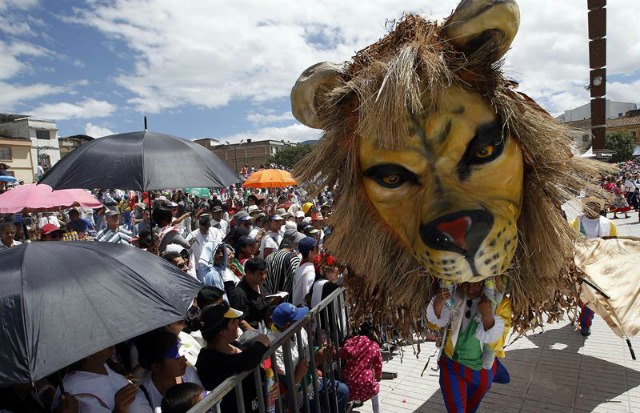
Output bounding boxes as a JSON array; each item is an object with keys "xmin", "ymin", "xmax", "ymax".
[{"xmin": 355, "ymin": 210, "xmax": 640, "ymax": 413}]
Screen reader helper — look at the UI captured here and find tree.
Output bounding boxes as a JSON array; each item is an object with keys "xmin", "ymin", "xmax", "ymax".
[
  {"xmin": 605, "ymin": 131, "xmax": 636, "ymax": 163},
  {"xmin": 266, "ymin": 144, "xmax": 314, "ymax": 169}
]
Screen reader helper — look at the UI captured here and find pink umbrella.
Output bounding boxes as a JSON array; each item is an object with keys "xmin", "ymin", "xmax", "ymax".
[{"xmin": 0, "ymin": 184, "xmax": 102, "ymax": 214}]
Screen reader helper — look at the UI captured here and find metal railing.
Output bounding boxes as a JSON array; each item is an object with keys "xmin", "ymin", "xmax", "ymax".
[{"xmin": 187, "ymin": 287, "xmax": 350, "ymax": 413}]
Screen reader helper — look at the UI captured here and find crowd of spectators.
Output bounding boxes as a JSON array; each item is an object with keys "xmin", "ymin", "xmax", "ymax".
[{"xmin": 0, "ymin": 181, "xmax": 385, "ymax": 413}]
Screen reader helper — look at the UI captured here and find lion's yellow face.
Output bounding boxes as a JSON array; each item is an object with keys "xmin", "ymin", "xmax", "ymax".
[{"xmin": 359, "ymin": 87, "xmax": 524, "ymax": 283}]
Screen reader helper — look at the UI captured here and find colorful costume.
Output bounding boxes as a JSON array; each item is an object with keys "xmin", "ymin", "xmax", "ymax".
[{"xmin": 427, "ymin": 294, "xmax": 511, "ymax": 412}]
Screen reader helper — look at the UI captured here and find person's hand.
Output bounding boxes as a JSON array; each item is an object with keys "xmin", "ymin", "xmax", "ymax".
[
  {"xmin": 113, "ymin": 383, "xmax": 138, "ymax": 413},
  {"xmin": 315, "ymin": 344, "xmax": 332, "ymax": 365},
  {"xmin": 434, "ymin": 288, "xmax": 450, "ymax": 306},
  {"xmin": 256, "ymin": 334, "xmax": 271, "ymax": 347},
  {"xmin": 268, "ymin": 294, "xmax": 284, "ymax": 306},
  {"xmin": 268, "ymin": 381, "xmax": 280, "ymax": 401},
  {"xmin": 477, "ymin": 296, "xmax": 494, "ymax": 320},
  {"xmin": 59, "ymin": 394, "xmax": 79, "ymax": 413},
  {"xmin": 295, "ymin": 358, "xmax": 309, "ymax": 380}
]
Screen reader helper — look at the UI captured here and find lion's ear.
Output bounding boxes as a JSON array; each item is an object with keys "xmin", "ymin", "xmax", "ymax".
[
  {"xmin": 442, "ymin": 0, "xmax": 520, "ymax": 62},
  {"xmin": 291, "ymin": 62, "xmax": 345, "ymax": 129}
]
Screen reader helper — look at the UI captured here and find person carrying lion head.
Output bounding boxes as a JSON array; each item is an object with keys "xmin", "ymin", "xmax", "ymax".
[{"xmin": 290, "ymin": 0, "xmax": 609, "ymax": 411}]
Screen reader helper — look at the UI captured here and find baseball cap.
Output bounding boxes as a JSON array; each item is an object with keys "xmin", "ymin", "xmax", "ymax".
[
  {"xmin": 311, "ymin": 212, "xmax": 324, "ymax": 221},
  {"xmin": 199, "ymin": 214, "xmax": 211, "ymax": 226},
  {"xmin": 297, "ymin": 236, "xmax": 317, "ymax": 255},
  {"xmin": 270, "ymin": 214, "xmax": 283, "ymax": 221},
  {"xmin": 201, "ymin": 303, "xmax": 244, "ymax": 333},
  {"xmin": 212, "ymin": 206, "xmax": 223, "ymax": 213},
  {"xmin": 234, "ymin": 211, "xmax": 250, "ymax": 222},
  {"xmin": 136, "ymin": 202, "xmax": 147, "ymax": 209},
  {"xmin": 302, "ymin": 217, "xmax": 312, "ymax": 225},
  {"xmin": 166, "ymin": 201, "xmax": 179, "ymax": 208},
  {"xmin": 284, "ymin": 229, "xmax": 305, "ymax": 244},
  {"xmin": 295, "ymin": 211, "xmax": 305, "ymax": 218},
  {"xmin": 41, "ymin": 223, "xmax": 65, "ymax": 235},
  {"xmin": 272, "ymin": 303, "xmax": 310, "ymax": 328},
  {"xmin": 105, "ymin": 208, "xmax": 120, "ymax": 216}
]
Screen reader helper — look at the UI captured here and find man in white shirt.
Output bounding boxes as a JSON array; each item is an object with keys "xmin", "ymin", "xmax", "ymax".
[
  {"xmin": 0, "ymin": 222, "xmax": 22, "ymax": 250},
  {"xmin": 210, "ymin": 206, "xmax": 229, "ymax": 236},
  {"xmin": 187, "ymin": 214, "xmax": 223, "ymax": 263},
  {"xmin": 292, "ymin": 237, "xmax": 319, "ymax": 307},
  {"xmin": 259, "ymin": 215, "xmax": 284, "ymax": 259}
]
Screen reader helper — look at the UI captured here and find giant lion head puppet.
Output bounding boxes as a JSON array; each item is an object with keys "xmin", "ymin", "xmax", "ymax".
[{"xmin": 291, "ymin": 0, "xmax": 607, "ymax": 334}]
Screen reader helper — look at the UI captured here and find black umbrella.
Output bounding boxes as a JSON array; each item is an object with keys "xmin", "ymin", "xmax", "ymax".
[
  {"xmin": 0, "ymin": 242, "xmax": 202, "ymax": 385},
  {"xmin": 40, "ymin": 130, "xmax": 238, "ymax": 191}
]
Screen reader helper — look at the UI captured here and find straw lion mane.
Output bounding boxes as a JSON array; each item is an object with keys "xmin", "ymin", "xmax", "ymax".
[{"xmin": 291, "ymin": 0, "xmax": 605, "ymax": 333}]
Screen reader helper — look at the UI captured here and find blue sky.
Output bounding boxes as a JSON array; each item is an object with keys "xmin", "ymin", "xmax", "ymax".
[{"xmin": 1, "ymin": 0, "xmax": 638, "ymax": 142}]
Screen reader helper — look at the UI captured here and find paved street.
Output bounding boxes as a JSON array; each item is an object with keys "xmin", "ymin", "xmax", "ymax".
[{"xmin": 356, "ymin": 211, "xmax": 640, "ymax": 413}]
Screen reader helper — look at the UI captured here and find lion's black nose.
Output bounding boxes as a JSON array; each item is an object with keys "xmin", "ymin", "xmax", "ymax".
[{"xmin": 420, "ymin": 210, "xmax": 494, "ymax": 256}]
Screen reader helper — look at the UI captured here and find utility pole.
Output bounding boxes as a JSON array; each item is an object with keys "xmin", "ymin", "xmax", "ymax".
[{"xmin": 587, "ymin": 0, "xmax": 607, "ymax": 152}]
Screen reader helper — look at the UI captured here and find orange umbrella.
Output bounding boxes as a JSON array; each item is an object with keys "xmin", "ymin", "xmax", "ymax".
[{"xmin": 242, "ymin": 169, "xmax": 297, "ymax": 188}]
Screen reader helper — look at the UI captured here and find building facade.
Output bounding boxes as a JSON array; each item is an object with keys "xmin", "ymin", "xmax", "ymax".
[
  {"xmin": 559, "ymin": 100, "xmax": 637, "ymax": 122},
  {"xmin": 59, "ymin": 134, "xmax": 94, "ymax": 157},
  {"xmin": 194, "ymin": 138, "xmax": 294, "ymax": 173},
  {"xmin": 0, "ymin": 136, "xmax": 34, "ymax": 183},
  {"xmin": 0, "ymin": 113, "xmax": 61, "ymax": 179}
]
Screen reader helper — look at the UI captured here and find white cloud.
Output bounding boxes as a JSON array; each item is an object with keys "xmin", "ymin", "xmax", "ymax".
[
  {"xmin": 0, "ymin": 81, "xmax": 66, "ymax": 108},
  {"xmin": 0, "ymin": 40, "xmax": 52, "ymax": 80},
  {"xmin": 84, "ymin": 122, "xmax": 114, "ymax": 138},
  {"xmin": 246, "ymin": 111, "xmax": 293, "ymax": 126},
  {"xmin": 217, "ymin": 123, "xmax": 321, "ymax": 144},
  {"xmin": 57, "ymin": 0, "xmax": 638, "ymax": 119},
  {"xmin": 29, "ymin": 98, "xmax": 116, "ymax": 120},
  {"xmin": 0, "ymin": 0, "xmax": 39, "ymax": 36}
]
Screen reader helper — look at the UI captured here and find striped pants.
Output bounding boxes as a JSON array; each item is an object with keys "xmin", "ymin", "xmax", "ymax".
[
  {"xmin": 438, "ymin": 356, "xmax": 498, "ymax": 413},
  {"xmin": 579, "ymin": 304, "xmax": 595, "ymax": 328}
]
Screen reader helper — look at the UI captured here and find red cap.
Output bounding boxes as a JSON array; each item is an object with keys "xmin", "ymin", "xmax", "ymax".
[
  {"xmin": 311, "ymin": 212, "xmax": 324, "ymax": 221},
  {"xmin": 41, "ymin": 223, "xmax": 64, "ymax": 235}
]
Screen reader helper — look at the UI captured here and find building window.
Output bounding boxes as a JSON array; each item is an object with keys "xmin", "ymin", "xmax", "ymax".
[
  {"xmin": 36, "ymin": 130, "xmax": 51, "ymax": 140},
  {"xmin": 38, "ymin": 153, "xmax": 51, "ymax": 170},
  {"xmin": 0, "ymin": 146, "xmax": 11, "ymax": 160}
]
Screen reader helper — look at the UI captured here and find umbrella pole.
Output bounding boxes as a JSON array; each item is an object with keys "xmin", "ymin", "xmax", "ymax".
[{"xmin": 626, "ymin": 339, "xmax": 636, "ymax": 361}]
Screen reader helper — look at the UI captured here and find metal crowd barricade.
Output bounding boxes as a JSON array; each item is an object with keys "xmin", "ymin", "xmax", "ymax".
[{"xmin": 187, "ymin": 287, "xmax": 350, "ymax": 413}]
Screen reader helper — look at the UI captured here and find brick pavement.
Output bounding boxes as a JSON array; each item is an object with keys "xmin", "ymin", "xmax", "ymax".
[{"xmin": 354, "ymin": 210, "xmax": 640, "ymax": 413}]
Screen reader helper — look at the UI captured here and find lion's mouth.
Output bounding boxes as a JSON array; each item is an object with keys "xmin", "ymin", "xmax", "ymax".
[{"xmin": 421, "ymin": 209, "xmax": 494, "ymax": 275}]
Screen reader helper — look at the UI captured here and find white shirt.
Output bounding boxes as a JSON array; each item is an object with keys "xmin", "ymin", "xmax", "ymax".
[
  {"xmin": 54, "ymin": 364, "xmax": 152, "ymax": 413},
  {"xmin": 211, "ymin": 218, "xmax": 229, "ymax": 236},
  {"xmin": 187, "ymin": 227, "xmax": 223, "ymax": 265},
  {"xmin": 259, "ymin": 230, "xmax": 282, "ymax": 259},
  {"xmin": 139, "ymin": 366, "xmax": 202, "ymax": 412},
  {"xmin": 292, "ymin": 262, "xmax": 316, "ymax": 307},
  {"xmin": 0, "ymin": 239, "xmax": 21, "ymax": 251}
]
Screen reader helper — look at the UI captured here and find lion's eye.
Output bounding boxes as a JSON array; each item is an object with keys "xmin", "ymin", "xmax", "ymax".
[
  {"xmin": 382, "ymin": 175, "xmax": 401, "ymax": 185},
  {"xmin": 364, "ymin": 164, "xmax": 419, "ymax": 189},
  {"xmin": 474, "ymin": 145, "xmax": 494, "ymax": 159}
]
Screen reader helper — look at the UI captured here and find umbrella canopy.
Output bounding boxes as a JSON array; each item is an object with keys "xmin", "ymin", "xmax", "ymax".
[
  {"xmin": 0, "ymin": 242, "xmax": 202, "ymax": 385},
  {"xmin": 242, "ymin": 168, "xmax": 297, "ymax": 188},
  {"xmin": 0, "ymin": 183, "xmax": 102, "ymax": 214},
  {"xmin": 184, "ymin": 187, "xmax": 211, "ymax": 199},
  {"xmin": 0, "ymin": 175, "xmax": 18, "ymax": 183},
  {"xmin": 575, "ymin": 236, "xmax": 640, "ymax": 339},
  {"xmin": 40, "ymin": 130, "xmax": 238, "ymax": 191}
]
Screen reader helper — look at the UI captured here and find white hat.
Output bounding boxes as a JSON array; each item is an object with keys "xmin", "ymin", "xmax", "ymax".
[
  {"xmin": 302, "ymin": 217, "xmax": 312, "ymax": 225},
  {"xmin": 295, "ymin": 211, "xmax": 305, "ymax": 218},
  {"xmin": 285, "ymin": 221, "xmax": 297, "ymax": 231},
  {"xmin": 247, "ymin": 205, "xmax": 262, "ymax": 215}
]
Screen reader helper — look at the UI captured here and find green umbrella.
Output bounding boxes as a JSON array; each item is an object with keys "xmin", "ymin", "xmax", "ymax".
[{"xmin": 184, "ymin": 187, "xmax": 211, "ymax": 198}]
